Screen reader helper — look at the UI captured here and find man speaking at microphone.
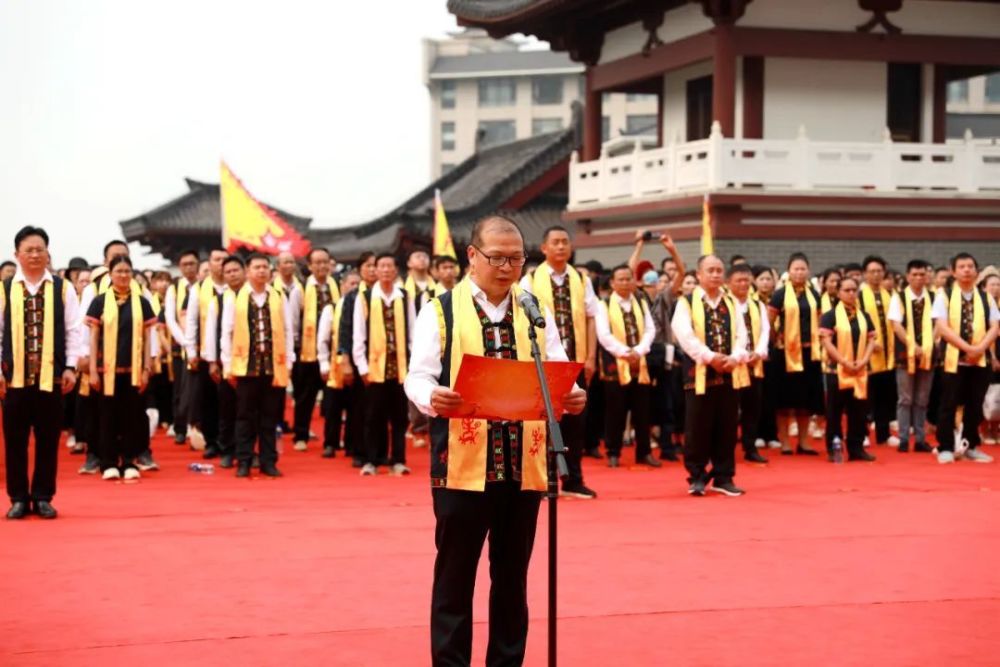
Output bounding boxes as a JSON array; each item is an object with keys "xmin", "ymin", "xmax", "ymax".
[{"xmin": 405, "ymin": 215, "xmax": 587, "ymax": 667}]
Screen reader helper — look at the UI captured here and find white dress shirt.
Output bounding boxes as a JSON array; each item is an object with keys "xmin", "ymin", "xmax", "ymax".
[
  {"xmin": 200, "ymin": 296, "xmax": 220, "ymax": 363},
  {"xmin": 317, "ymin": 302, "xmax": 336, "ymax": 376},
  {"xmin": 0, "ymin": 267, "xmax": 83, "ymax": 371},
  {"xmin": 184, "ymin": 279, "xmax": 225, "ymax": 360},
  {"xmin": 276, "ymin": 277, "xmax": 303, "ymax": 346},
  {"xmin": 735, "ymin": 296, "xmax": 770, "ymax": 358},
  {"xmin": 671, "ymin": 290, "xmax": 749, "ymax": 364},
  {"xmin": 219, "ymin": 286, "xmax": 295, "ymax": 372},
  {"xmin": 594, "ymin": 292, "xmax": 656, "ymax": 358},
  {"xmin": 163, "ymin": 278, "xmax": 196, "ymax": 348},
  {"xmin": 404, "ymin": 279, "xmax": 568, "ymax": 417},
  {"xmin": 352, "ymin": 282, "xmax": 412, "ymax": 376}
]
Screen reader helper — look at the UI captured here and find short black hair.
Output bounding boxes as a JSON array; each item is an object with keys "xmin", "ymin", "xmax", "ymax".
[
  {"xmin": 610, "ymin": 264, "xmax": 632, "ymax": 278},
  {"xmin": 177, "ymin": 249, "xmax": 200, "ymax": 263},
  {"xmin": 542, "ymin": 225, "xmax": 569, "ymax": 242},
  {"xmin": 839, "ymin": 276, "xmax": 860, "ymax": 290},
  {"xmin": 820, "ymin": 267, "xmax": 842, "ymax": 283},
  {"xmin": 696, "ymin": 254, "xmax": 723, "ymax": 269},
  {"xmin": 432, "ymin": 254, "xmax": 458, "ymax": 270},
  {"xmin": 787, "ymin": 252, "xmax": 809, "ymax": 269},
  {"xmin": 246, "ymin": 252, "xmax": 271, "ymax": 267},
  {"xmin": 470, "ymin": 214, "xmax": 523, "ymax": 248},
  {"xmin": 407, "ymin": 247, "xmax": 430, "ymax": 259},
  {"xmin": 1, "ymin": 260, "xmax": 16, "ymax": 270},
  {"xmin": 223, "ymin": 255, "xmax": 245, "ymax": 269},
  {"xmin": 751, "ymin": 264, "xmax": 772, "ymax": 279},
  {"xmin": 108, "ymin": 254, "xmax": 133, "ymax": 271},
  {"xmin": 209, "ymin": 247, "xmax": 229, "ymax": 258},
  {"xmin": 727, "ymin": 263, "xmax": 754, "ymax": 278},
  {"xmin": 951, "ymin": 252, "xmax": 978, "ymax": 271},
  {"xmin": 374, "ymin": 252, "xmax": 397, "ymax": 265},
  {"xmin": 843, "ymin": 262, "xmax": 863, "ymax": 274},
  {"xmin": 307, "ymin": 247, "xmax": 330, "ymax": 262},
  {"xmin": 906, "ymin": 259, "xmax": 929, "ymax": 273},
  {"xmin": 862, "ymin": 255, "xmax": 887, "ymax": 271},
  {"xmin": 729, "ymin": 254, "xmax": 747, "ymax": 266},
  {"xmin": 103, "ymin": 240, "xmax": 128, "ymax": 259},
  {"xmin": 358, "ymin": 251, "xmax": 376, "ymax": 265},
  {"xmin": 14, "ymin": 225, "xmax": 49, "ymax": 250}
]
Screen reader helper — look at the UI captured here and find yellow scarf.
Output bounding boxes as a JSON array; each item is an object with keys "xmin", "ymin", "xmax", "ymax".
[
  {"xmin": 944, "ymin": 285, "xmax": 988, "ymax": 373},
  {"xmin": 834, "ymin": 302, "xmax": 868, "ymax": 399},
  {"xmin": 903, "ymin": 287, "xmax": 933, "ymax": 374},
  {"xmin": 364, "ymin": 286, "xmax": 408, "ymax": 383},
  {"xmin": 404, "ymin": 274, "xmax": 436, "ymax": 312},
  {"xmin": 99, "ymin": 284, "xmax": 144, "ymax": 396},
  {"xmin": 607, "ymin": 293, "xmax": 650, "ymax": 386},
  {"xmin": 744, "ymin": 296, "xmax": 764, "ymax": 379},
  {"xmin": 301, "ymin": 276, "xmax": 340, "ymax": 362},
  {"xmin": 174, "ymin": 280, "xmax": 188, "ymax": 320},
  {"xmin": 437, "ymin": 277, "xmax": 547, "ymax": 492},
  {"xmin": 689, "ymin": 287, "xmax": 750, "ymax": 395},
  {"xmin": 272, "ymin": 274, "xmax": 303, "ymax": 296},
  {"xmin": 7, "ymin": 279, "xmax": 59, "ymax": 392},
  {"xmin": 532, "ymin": 263, "xmax": 587, "ymax": 363},
  {"xmin": 820, "ymin": 292, "xmax": 837, "ymax": 315},
  {"xmin": 326, "ymin": 298, "xmax": 346, "ymax": 389},
  {"xmin": 782, "ymin": 284, "xmax": 820, "ymax": 372},
  {"xmin": 860, "ymin": 283, "xmax": 894, "ymax": 372},
  {"xmin": 230, "ymin": 284, "xmax": 290, "ymax": 387}
]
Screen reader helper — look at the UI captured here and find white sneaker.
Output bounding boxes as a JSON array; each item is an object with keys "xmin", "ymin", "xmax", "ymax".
[
  {"xmin": 789, "ymin": 422, "xmax": 799, "ymax": 437},
  {"xmin": 863, "ymin": 436, "xmax": 871, "ymax": 448},
  {"xmin": 146, "ymin": 408, "xmax": 159, "ymax": 438},
  {"xmin": 123, "ymin": 468, "xmax": 141, "ymax": 480},
  {"xmin": 102, "ymin": 468, "xmax": 121, "ymax": 480},
  {"xmin": 964, "ymin": 448, "xmax": 994, "ymax": 463},
  {"xmin": 391, "ymin": 463, "xmax": 411, "ymax": 476},
  {"xmin": 887, "ymin": 436, "xmax": 901, "ymax": 448},
  {"xmin": 189, "ymin": 427, "xmax": 206, "ymax": 451},
  {"xmin": 293, "ymin": 440, "xmax": 308, "ymax": 452},
  {"xmin": 65, "ymin": 435, "xmax": 77, "ymax": 450},
  {"xmin": 166, "ymin": 424, "xmax": 176, "ymax": 437},
  {"xmin": 360, "ymin": 463, "xmax": 377, "ymax": 476},
  {"xmin": 810, "ymin": 424, "xmax": 825, "ymax": 439},
  {"xmin": 754, "ymin": 439, "xmax": 765, "ymax": 449},
  {"xmin": 983, "ymin": 435, "xmax": 998, "ymax": 446},
  {"xmin": 890, "ymin": 420, "xmax": 899, "ymax": 432},
  {"xmin": 937, "ymin": 450, "xmax": 955, "ymax": 464},
  {"xmin": 767, "ymin": 440, "xmax": 782, "ymax": 449}
]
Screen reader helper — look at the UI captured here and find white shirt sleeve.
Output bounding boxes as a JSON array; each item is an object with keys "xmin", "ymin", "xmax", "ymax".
[
  {"xmin": 407, "ymin": 293, "xmax": 417, "ymax": 350},
  {"xmin": 352, "ymin": 292, "xmax": 368, "ymax": 375},
  {"xmin": 202, "ymin": 298, "xmax": 218, "ymax": 363},
  {"xmin": 164, "ymin": 284, "xmax": 188, "ymax": 348},
  {"xmin": 634, "ymin": 302, "xmax": 656, "ymax": 356},
  {"xmin": 403, "ymin": 303, "xmax": 442, "ymax": 416},
  {"xmin": 542, "ymin": 307, "xmax": 569, "ymax": 362},
  {"xmin": 317, "ymin": 304, "xmax": 333, "ymax": 375},
  {"xmin": 287, "ymin": 285, "xmax": 302, "ymax": 346},
  {"xmin": 184, "ymin": 289, "xmax": 200, "ymax": 360},
  {"xmin": 931, "ymin": 290, "xmax": 948, "ymax": 321},
  {"xmin": 671, "ymin": 297, "xmax": 716, "ymax": 365},
  {"xmin": 887, "ymin": 292, "xmax": 904, "ymax": 323},
  {"xmin": 595, "ymin": 301, "xmax": 632, "ymax": 359},
  {"xmin": 282, "ymin": 293, "xmax": 295, "ymax": 369},
  {"xmin": 62, "ymin": 284, "xmax": 82, "ymax": 367},
  {"xmin": 220, "ymin": 296, "xmax": 235, "ymax": 373},
  {"xmin": 583, "ymin": 276, "xmax": 599, "ymax": 318},
  {"xmin": 990, "ymin": 295, "xmax": 1000, "ymax": 323},
  {"xmin": 731, "ymin": 306, "xmax": 749, "ymax": 362},
  {"xmin": 755, "ymin": 301, "xmax": 770, "ymax": 358}
]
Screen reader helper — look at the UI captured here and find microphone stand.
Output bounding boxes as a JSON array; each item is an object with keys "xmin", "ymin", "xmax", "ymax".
[{"xmin": 525, "ymin": 319, "xmax": 567, "ymax": 667}]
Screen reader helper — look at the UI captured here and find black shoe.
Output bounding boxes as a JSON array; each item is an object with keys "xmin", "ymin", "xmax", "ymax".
[
  {"xmin": 352, "ymin": 456, "xmax": 364, "ymax": 468},
  {"xmin": 78, "ymin": 453, "xmax": 101, "ymax": 475},
  {"xmin": 780, "ymin": 447, "xmax": 794, "ymax": 456},
  {"xmin": 898, "ymin": 442, "xmax": 909, "ymax": 453},
  {"xmin": 174, "ymin": 433, "xmax": 186, "ymax": 445},
  {"xmin": 203, "ymin": 446, "xmax": 220, "ymax": 459},
  {"xmin": 236, "ymin": 462, "xmax": 251, "ymax": 478},
  {"xmin": 688, "ymin": 480, "xmax": 706, "ymax": 496},
  {"xmin": 796, "ymin": 445, "xmax": 820, "ymax": 456},
  {"xmin": 251, "ymin": 455, "xmax": 260, "ymax": 469},
  {"xmin": 560, "ymin": 482, "xmax": 597, "ymax": 499},
  {"xmin": 744, "ymin": 450, "xmax": 768, "ymax": 464},
  {"xmin": 322, "ymin": 446, "xmax": 336, "ymax": 459},
  {"xmin": 659, "ymin": 450, "xmax": 679, "ymax": 462},
  {"xmin": 710, "ymin": 481, "xmax": 745, "ymax": 497},
  {"xmin": 583, "ymin": 448, "xmax": 604, "ymax": 460},
  {"xmin": 849, "ymin": 451, "xmax": 876, "ymax": 462},
  {"xmin": 607, "ymin": 455, "xmax": 620, "ymax": 468},
  {"xmin": 914, "ymin": 442, "xmax": 933, "ymax": 453},
  {"xmin": 33, "ymin": 501, "xmax": 57, "ymax": 519},
  {"xmin": 260, "ymin": 464, "xmax": 283, "ymax": 478},
  {"xmin": 219, "ymin": 454, "xmax": 234, "ymax": 469},
  {"xmin": 639, "ymin": 454, "xmax": 662, "ymax": 468},
  {"xmin": 6, "ymin": 502, "xmax": 29, "ymax": 520}
]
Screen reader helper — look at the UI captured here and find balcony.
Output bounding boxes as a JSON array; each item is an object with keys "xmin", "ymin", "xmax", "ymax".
[{"xmin": 568, "ymin": 122, "xmax": 1000, "ymax": 211}]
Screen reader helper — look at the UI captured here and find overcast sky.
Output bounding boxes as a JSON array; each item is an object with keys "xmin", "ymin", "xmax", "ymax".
[{"xmin": 0, "ymin": 0, "xmax": 461, "ymax": 267}]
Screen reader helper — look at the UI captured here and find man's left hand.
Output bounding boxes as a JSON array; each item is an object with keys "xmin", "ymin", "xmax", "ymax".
[
  {"xmin": 61, "ymin": 369, "xmax": 77, "ymax": 395},
  {"xmin": 584, "ymin": 357, "xmax": 596, "ymax": 384},
  {"xmin": 562, "ymin": 387, "xmax": 587, "ymax": 415}
]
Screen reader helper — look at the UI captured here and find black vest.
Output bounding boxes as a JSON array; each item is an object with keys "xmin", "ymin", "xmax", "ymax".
[{"xmin": 1, "ymin": 276, "xmax": 68, "ymax": 386}]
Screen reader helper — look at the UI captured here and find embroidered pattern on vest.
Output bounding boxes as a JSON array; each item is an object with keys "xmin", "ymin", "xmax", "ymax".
[
  {"xmin": 551, "ymin": 278, "xmax": 576, "ymax": 359},
  {"xmin": 383, "ymin": 296, "xmax": 400, "ymax": 382},
  {"xmin": 248, "ymin": 300, "xmax": 273, "ymax": 376},
  {"xmin": 23, "ymin": 284, "xmax": 44, "ymax": 386},
  {"xmin": 472, "ymin": 298, "xmax": 521, "ymax": 483}
]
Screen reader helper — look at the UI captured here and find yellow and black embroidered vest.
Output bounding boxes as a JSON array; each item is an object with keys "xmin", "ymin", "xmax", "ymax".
[{"xmin": 1, "ymin": 277, "xmax": 68, "ymax": 391}]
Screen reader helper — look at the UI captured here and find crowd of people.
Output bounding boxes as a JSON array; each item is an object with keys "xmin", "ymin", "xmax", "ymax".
[{"xmin": 2, "ymin": 222, "xmax": 999, "ymax": 519}]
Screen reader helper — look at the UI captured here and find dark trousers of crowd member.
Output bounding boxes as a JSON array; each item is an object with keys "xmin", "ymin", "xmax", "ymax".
[
  {"xmin": 218, "ymin": 379, "xmax": 237, "ymax": 457},
  {"xmin": 684, "ymin": 383, "xmax": 739, "ymax": 485},
  {"xmin": 558, "ymin": 371, "xmax": 588, "ymax": 487},
  {"xmin": 648, "ymin": 362, "xmax": 677, "ymax": 456},
  {"xmin": 62, "ymin": 383, "xmax": 76, "ymax": 433},
  {"xmin": 322, "ymin": 387, "xmax": 349, "ymax": 452},
  {"xmin": 345, "ymin": 372, "xmax": 365, "ymax": 460},
  {"xmin": 74, "ymin": 389, "xmax": 98, "ymax": 448},
  {"xmin": 936, "ymin": 366, "xmax": 991, "ymax": 452},
  {"xmin": 670, "ymin": 364, "xmax": 687, "ymax": 441},
  {"xmin": 604, "ymin": 379, "xmax": 651, "ymax": 461},
  {"xmin": 234, "ymin": 376, "xmax": 284, "ymax": 467},
  {"xmin": 3, "ymin": 386, "xmax": 62, "ymax": 503},
  {"xmin": 584, "ymin": 378, "xmax": 604, "ymax": 453},
  {"xmin": 758, "ymin": 356, "xmax": 780, "ymax": 442},
  {"xmin": 189, "ymin": 364, "xmax": 219, "ymax": 450},
  {"xmin": 170, "ymin": 355, "xmax": 189, "ymax": 438},
  {"xmin": 150, "ymin": 372, "xmax": 173, "ymax": 426},
  {"xmin": 739, "ymin": 377, "xmax": 763, "ymax": 457},
  {"xmin": 868, "ymin": 370, "xmax": 896, "ymax": 443},
  {"xmin": 926, "ymin": 366, "xmax": 945, "ymax": 427},
  {"xmin": 292, "ymin": 361, "xmax": 323, "ymax": 443},
  {"xmin": 99, "ymin": 374, "xmax": 145, "ymax": 472},
  {"xmin": 363, "ymin": 381, "xmax": 408, "ymax": 466},
  {"xmin": 431, "ymin": 482, "xmax": 541, "ymax": 667},
  {"xmin": 825, "ymin": 377, "xmax": 869, "ymax": 458}
]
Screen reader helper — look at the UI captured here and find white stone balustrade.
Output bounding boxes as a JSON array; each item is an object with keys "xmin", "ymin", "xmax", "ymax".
[{"xmin": 568, "ymin": 122, "xmax": 1000, "ymax": 210}]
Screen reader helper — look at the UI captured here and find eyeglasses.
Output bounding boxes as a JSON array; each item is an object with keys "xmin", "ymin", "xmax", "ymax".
[
  {"xmin": 841, "ymin": 287, "xmax": 858, "ymax": 293},
  {"xmin": 471, "ymin": 245, "xmax": 527, "ymax": 268}
]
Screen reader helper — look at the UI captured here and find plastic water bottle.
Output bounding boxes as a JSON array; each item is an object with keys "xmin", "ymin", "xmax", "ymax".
[
  {"xmin": 832, "ymin": 437, "xmax": 843, "ymax": 462},
  {"xmin": 188, "ymin": 463, "xmax": 215, "ymax": 475}
]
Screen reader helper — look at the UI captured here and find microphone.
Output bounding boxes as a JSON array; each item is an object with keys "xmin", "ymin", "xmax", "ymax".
[{"xmin": 517, "ymin": 291, "xmax": 546, "ymax": 328}]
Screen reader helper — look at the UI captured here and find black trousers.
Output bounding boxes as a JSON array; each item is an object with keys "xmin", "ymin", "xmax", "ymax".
[
  {"xmin": 98, "ymin": 374, "xmax": 145, "ymax": 472},
  {"xmin": 558, "ymin": 371, "xmax": 587, "ymax": 487},
  {"xmin": 738, "ymin": 377, "xmax": 763, "ymax": 455},
  {"xmin": 431, "ymin": 483, "xmax": 542, "ymax": 667},
  {"xmin": 670, "ymin": 365, "xmax": 687, "ymax": 436},
  {"xmin": 293, "ymin": 361, "xmax": 323, "ymax": 442},
  {"xmin": 926, "ymin": 366, "xmax": 945, "ymax": 427},
  {"xmin": 650, "ymin": 363, "xmax": 676, "ymax": 448},
  {"xmin": 3, "ymin": 386, "xmax": 62, "ymax": 503},
  {"xmin": 346, "ymin": 373, "xmax": 365, "ymax": 458},
  {"xmin": 170, "ymin": 355, "xmax": 189, "ymax": 436},
  {"xmin": 190, "ymin": 364, "xmax": 219, "ymax": 448},
  {"xmin": 323, "ymin": 386, "xmax": 349, "ymax": 450},
  {"xmin": 868, "ymin": 370, "xmax": 896, "ymax": 443},
  {"xmin": 758, "ymin": 355, "xmax": 780, "ymax": 442},
  {"xmin": 684, "ymin": 383, "xmax": 739, "ymax": 485},
  {"xmin": 603, "ymin": 379, "xmax": 651, "ymax": 460},
  {"xmin": 824, "ymin": 375, "xmax": 868, "ymax": 458},
  {"xmin": 74, "ymin": 387, "xmax": 98, "ymax": 447},
  {"xmin": 583, "ymin": 378, "xmax": 604, "ymax": 452},
  {"xmin": 234, "ymin": 376, "xmax": 284, "ymax": 466},
  {"xmin": 151, "ymin": 372, "xmax": 173, "ymax": 425},
  {"xmin": 936, "ymin": 365, "xmax": 991, "ymax": 452},
  {"xmin": 363, "ymin": 381, "xmax": 408, "ymax": 465},
  {"xmin": 217, "ymin": 378, "xmax": 237, "ymax": 456}
]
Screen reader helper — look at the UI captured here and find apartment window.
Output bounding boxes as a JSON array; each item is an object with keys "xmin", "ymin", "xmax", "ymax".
[
  {"xmin": 986, "ymin": 73, "xmax": 1000, "ymax": 103},
  {"xmin": 441, "ymin": 163, "xmax": 456, "ymax": 174},
  {"xmin": 625, "ymin": 114, "xmax": 658, "ymax": 135},
  {"xmin": 532, "ymin": 118, "xmax": 563, "ymax": 136},
  {"xmin": 440, "ymin": 80, "xmax": 456, "ymax": 109},
  {"xmin": 441, "ymin": 122, "xmax": 455, "ymax": 151},
  {"xmin": 477, "ymin": 120, "xmax": 516, "ymax": 147},
  {"xmin": 947, "ymin": 79, "xmax": 969, "ymax": 104},
  {"xmin": 478, "ymin": 77, "xmax": 516, "ymax": 107},
  {"xmin": 626, "ymin": 93, "xmax": 658, "ymax": 103},
  {"xmin": 532, "ymin": 76, "xmax": 563, "ymax": 105},
  {"xmin": 601, "ymin": 116, "xmax": 610, "ymax": 142}
]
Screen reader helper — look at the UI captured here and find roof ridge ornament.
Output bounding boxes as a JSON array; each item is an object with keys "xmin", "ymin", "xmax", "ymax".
[
  {"xmin": 855, "ymin": 0, "xmax": 902, "ymax": 35},
  {"xmin": 640, "ymin": 8, "xmax": 665, "ymax": 57}
]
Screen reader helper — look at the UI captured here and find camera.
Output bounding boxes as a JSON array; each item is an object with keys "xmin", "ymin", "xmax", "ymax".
[{"xmin": 641, "ymin": 231, "xmax": 655, "ymax": 242}]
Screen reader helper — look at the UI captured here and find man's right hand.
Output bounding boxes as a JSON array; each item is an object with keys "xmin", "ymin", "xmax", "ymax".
[
  {"xmin": 90, "ymin": 374, "xmax": 101, "ymax": 393},
  {"xmin": 430, "ymin": 387, "xmax": 463, "ymax": 414},
  {"xmin": 708, "ymin": 354, "xmax": 728, "ymax": 372},
  {"xmin": 0, "ymin": 375, "xmax": 6, "ymax": 400},
  {"xmin": 209, "ymin": 362, "xmax": 221, "ymax": 384}
]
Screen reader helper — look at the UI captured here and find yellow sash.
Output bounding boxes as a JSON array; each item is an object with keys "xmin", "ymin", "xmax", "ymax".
[
  {"xmin": 7, "ymin": 279, "xmax": 58, "ymax": 392},
  {"xmin": 745, "ymin": 296, "xmax": 764, "ymax": 379},
  {"xmin": 175, "ymin": 280, "xmax": 188, "ymax": 320},
  {"xmin": 230, "ymin": 285, "xmax": 290, "ymax": 387},
  {"xmin": 903, "ymin": 288, "xmax": 933, "ymax": 374},
  {"xmin": 99, "ymin": 285, "xmax": 144, "ymax": 396},
  {"xmin": 834, "ymin": 302, "xmax": 868, "ymax": 399},
  {"xmin": 607, "ymin": 293, "xmax": 650, "ymax": 386},
  {"xmin": 326, "ymin": 299, "xmax": 346, "ymax": 389},
  {"xmin": 301, "ymin": 277, "xmax": 340, "ymax": 362},
  {"xmin": 820, "ymin": 292, "xmax": 836, "ymax": 315},
  {"xmin": 365, "ymin": 288, "xmax": 408, "ymax": 383},
  {"xmin": 439, "ymin": 277, "xmax": 547, "ymax": 492},
  {"xmin": 782, "ymin": 285, "xmax": 820, "ymax": 372},
  {"xmin": 944, "ymin": 286, "xmax": 988, "ymax": 373},
  {"xmin": 860, "ymin": 283, "xmax": 894, "ymax": 372},
  {"xmin": 689, "ymin": 287, "xmax": 750, "ymax": 395},
  {"xmin": 404, "ymin": 275, "xmax": 436, "ymax": 312},
  {"xmin": 273, "ymin": 274, "xmax": 303, "ymax": 296},
  {"xmin": 532, "ymin": 263, "xmax": 587, "ymax": 363}
]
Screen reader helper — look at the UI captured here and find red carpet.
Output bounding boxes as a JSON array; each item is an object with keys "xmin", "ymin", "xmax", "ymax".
[{"xmin": 2, "ymin": 414, "xmax": 999, "ymax": 666}]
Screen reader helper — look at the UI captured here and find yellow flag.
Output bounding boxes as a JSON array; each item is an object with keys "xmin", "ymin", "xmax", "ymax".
[
  {"xmin": 433, "ymin": 189, "xmax": 456, "ymax": 258},
  {"xmin": 700, "ymin": 193, "xmax": 714, "ymax": 256},
  {"xmin": 220, "ymin": 161, "xmax": 311, "ymax": 258}
]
